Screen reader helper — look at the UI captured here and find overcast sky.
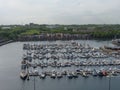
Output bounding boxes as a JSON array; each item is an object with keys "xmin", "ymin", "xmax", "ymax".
[{"xmin": 0, "ymin": 0, "xmax": 120, "ymax": 25}]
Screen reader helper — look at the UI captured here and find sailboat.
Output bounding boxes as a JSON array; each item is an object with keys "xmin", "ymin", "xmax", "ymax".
[{"xmin": 92, "ymin": 69, "xmax": 98, "ymax": 76}]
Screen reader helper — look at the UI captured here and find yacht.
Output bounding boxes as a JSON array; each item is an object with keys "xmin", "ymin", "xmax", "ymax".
[{"xmin": 20, "ymin": 70, "xmax": 28, "ymax": 80}]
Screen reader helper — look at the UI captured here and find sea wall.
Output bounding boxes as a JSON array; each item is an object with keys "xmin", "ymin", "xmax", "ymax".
[{"xmin": 18, "ymin": 33, "xmax": 92, "ymax": 41}]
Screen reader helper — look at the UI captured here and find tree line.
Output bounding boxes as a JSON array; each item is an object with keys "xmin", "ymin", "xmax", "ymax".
[{"xmin": 0, "ymin": 24, "xmax": 120, "ymax": 40}]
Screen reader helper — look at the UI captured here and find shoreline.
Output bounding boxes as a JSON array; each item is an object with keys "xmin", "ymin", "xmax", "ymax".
[{"xmin": 0, "ymin": 40, "xmax": 14, "ymax": 46}]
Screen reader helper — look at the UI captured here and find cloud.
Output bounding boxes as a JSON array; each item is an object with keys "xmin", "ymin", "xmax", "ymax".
[{"xmin": 0, "ymin": 0, "xmax": 120, "ymax": 24}]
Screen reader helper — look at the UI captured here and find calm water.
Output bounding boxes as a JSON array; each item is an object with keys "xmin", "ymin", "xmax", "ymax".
[{"xmin": 0, "ymin": 40, "xmax": 120, "ymax": 90}]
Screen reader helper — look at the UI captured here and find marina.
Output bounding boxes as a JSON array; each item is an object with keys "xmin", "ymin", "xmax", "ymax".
[
  {"xmin": 1, "ymin": 0, "xmax": 120, "ymax": 90},
  {"xmin": 21, "ymin": 41, "xmax": 120, "ymax": 80},
  {"xmin": 0, "ymin": 40, "xmax": 120, "ymax": 90}
]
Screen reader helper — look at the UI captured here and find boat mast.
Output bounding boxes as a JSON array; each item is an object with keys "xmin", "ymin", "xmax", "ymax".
[
  {"xmin": 109, "ymin": 75, "xmax": 111, "ymax": 90},
  {"xmin": 34, "ymin": 77, "xmax": 36, "ymax": 90}
]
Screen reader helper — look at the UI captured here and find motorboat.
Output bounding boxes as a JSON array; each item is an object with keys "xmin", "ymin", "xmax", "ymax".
[
  {"xmin": 82, "ymin": 72, "xmax": 89, "ymax": 77},
  {"xmin": 72, "ymin": 72, "xmax": 78, "ymax": 78},
  {"xmin": 57, "ymin": 72, "xmax": 63, "ymax": 78},
  {"xmin": 67, "ymin": 72, "xmax": 73, "ymax": 79},
  {"xmin": 20, "ymin": 70, "xmax": 28, "ymax": 80},
  {"xmin": 51, "ymin": 71, "xmax": 56, "ymax": 78},
  {"xmin": 40, "ymin": 73, "xmax": 46, "ymax": 79}
]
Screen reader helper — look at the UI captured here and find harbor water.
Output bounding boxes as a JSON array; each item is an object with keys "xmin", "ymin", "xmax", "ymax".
[{"xmin": 0, "ymin": 40, "xmax": 120, "ymax": 90}]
